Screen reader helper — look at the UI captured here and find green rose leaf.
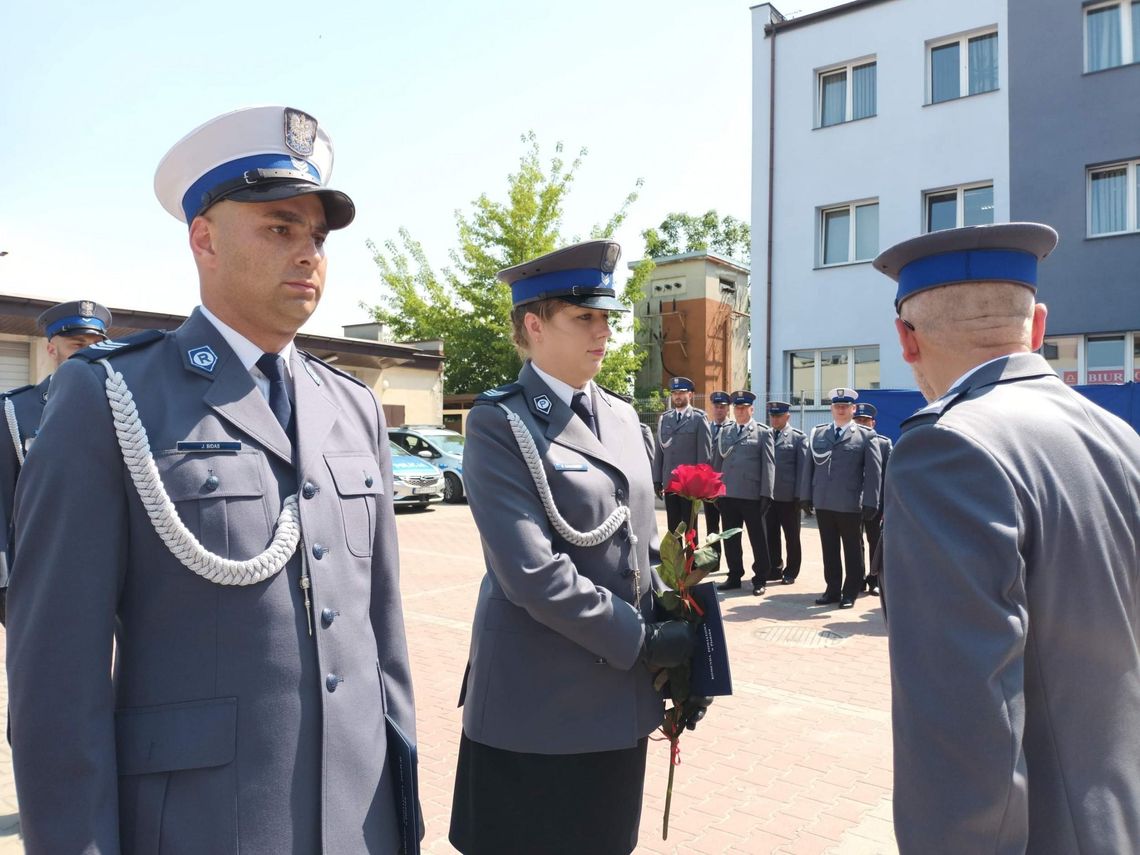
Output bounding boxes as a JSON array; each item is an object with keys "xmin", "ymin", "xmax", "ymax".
[{"xmin": 701, "ymin": 527, "xmax": 743, "ymax": 547}]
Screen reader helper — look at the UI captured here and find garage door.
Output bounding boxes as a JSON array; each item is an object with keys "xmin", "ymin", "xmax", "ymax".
[{"xmin": 0, "ymin": 340, "xmax": 31, "ymax": 391}]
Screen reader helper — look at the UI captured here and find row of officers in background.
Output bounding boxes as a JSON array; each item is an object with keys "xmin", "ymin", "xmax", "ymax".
[{"xmin": 651, "ymin": 377, "xmax": 891, "ymax": 609}]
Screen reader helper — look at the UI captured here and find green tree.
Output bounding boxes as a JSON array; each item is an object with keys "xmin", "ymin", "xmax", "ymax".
[
  {"xmin": 365, "ymin": 132, "xmax": 648, "ymax": 395},
  {"xmin": 641, "ymin": 210, "xmax": 751, "ymax": 264}
]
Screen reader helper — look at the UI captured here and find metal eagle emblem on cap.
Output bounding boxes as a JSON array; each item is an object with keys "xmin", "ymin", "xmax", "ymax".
[
  {"xmin": 283, "ymin": 108, "xmax": 318, "ymax": 157},
  {"xmin": 80, "ymin": 300, "xmax": 95, "ymax": 317}
]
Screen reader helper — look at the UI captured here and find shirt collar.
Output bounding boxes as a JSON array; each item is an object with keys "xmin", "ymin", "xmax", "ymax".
[
  {"xmin": 947, "ymin": 353, "xmax": 1013, "ymax": 395},
  {"xmin": 529, "ymin": 360, "xmax": 591, "ymax": 409},
  {"xmin": 199, "ymin": 304, "xmax": 293, "ymax": 377}
]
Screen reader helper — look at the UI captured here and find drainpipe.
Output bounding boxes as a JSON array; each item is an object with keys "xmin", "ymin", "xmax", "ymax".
[{"xmin": 764, "ymin": 19, "xmax": 777, "ymax": 398}]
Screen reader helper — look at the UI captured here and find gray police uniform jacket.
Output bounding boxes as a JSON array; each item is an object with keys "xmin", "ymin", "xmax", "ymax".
[
  {"xmin": 771, "ymin": 425, "xmax": 810, "ymax": 503},
  {"xmin": 711, "ymin": 420, "xmax": 775, "ymax": 501},
  {"xmin": 459, "ymin": 361, "xmax": 663, "ymax": 754},
  {"xmin": 806, "ymin": 422, "xmax": 882, "ymax": 513},
  {"xmin": 0, "ymin": 376, "xmax": 49, "ymax": 588},
  {"xmin": 6, "ymin": 308, "xmax": 416, "ymax": 855},
  {"xmin": 652, "ymin": 407, "xmax": 712, "ymax": 484},
  {"xmin": 884, "ymin": 353, "xmax": 1140, "ymax": 855}
]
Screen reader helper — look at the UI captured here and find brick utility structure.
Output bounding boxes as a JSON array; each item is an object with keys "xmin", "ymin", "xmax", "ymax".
[{"xmin": 632, "ymin": 251, "xmax": 751, "ymax": 401}]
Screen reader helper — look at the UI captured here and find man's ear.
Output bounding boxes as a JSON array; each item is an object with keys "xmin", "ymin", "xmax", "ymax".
[
  {"xmin": 188, "ymin": 216, "xmax": 216, "ymax": 265},
  {"xmin": 1030, "ymin": 302, "xmax": 1048, "ymax": 351},
  {"xmin": 895, "ymin": 317, "xmax": 921, "ymax": 365}
]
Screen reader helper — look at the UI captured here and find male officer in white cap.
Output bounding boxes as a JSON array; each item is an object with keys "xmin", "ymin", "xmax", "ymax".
[
  {"xmin": 653, "ymin": 376, "xmax": 712, "ymax": 536},
  {"xmin": 875, "ymin": 223, "xmax": 1140, "ymax": 853},
  {"xmin": 765, "ymin": 400, "xmax": 810, "ymax": 585},
  {"xmin": 711, "ymin": 390, "xmax": 775, "ymax": 595},
  {"xmin": 805, "ymin": 388, "xmax": 882, "ymax": 608},
  {"xmin": 7, "ymin": 106, "xmax": 418, "ymax": 854},
  {"xmin": 0, "ymin": 300, "xmax": 111, "ymax": 622}
]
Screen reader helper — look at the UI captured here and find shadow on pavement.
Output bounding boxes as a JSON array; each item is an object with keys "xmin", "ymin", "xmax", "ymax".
[{"xmin": 719, "ymin": 592, "xmax": 887, "ymax": 637}]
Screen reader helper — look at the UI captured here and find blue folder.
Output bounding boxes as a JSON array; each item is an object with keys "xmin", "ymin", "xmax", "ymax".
[
  {"xmin": 385, "ymin": 713, "xmax": 421, "ymax": 855},
  {"xmin": 688, "ymin": 581, "xmax": 734, "ymax": 697}
]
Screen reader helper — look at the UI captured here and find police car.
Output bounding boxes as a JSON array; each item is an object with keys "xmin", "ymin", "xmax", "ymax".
[
  {"xmin": 389, "ymin": 440, "xmax": 444, "ymax": 509},
  {"xmin": 388, "ymin": 426, "xmax": 466, "ymax": 503}
]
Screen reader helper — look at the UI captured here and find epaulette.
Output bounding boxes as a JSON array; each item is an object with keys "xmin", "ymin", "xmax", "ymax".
[
  {"xmin": 298, "ymin": 350, "xmax": 370, "ymax": 391},
  {"xmin": 692, "ymin": 407, "xmax": 707, "ymax": 416},
  {"xmin": 0, "ymin": 384, "xmax": 34, "ymax": 399},
  {"xmin": 596, "ymin": 384, "xmax": 632, "ymax": 404},
  {"xmin": 474, "ymin": 382, "xmax": 523, "ymax": 405},
  {"xmin": 901, "ymin": 387, "xmax": 970, "ymax": 431},
  {"xmin": 790, "ymin": 426, "xmax": 805, "ymax": 435},
  {"xmin": 72, "ymin": 329, "xmax": 166, "ymax": 362}
]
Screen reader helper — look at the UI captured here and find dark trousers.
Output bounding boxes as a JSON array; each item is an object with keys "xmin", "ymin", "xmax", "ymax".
[
  {"xmin": 766, "ymin": 500, "xmax": 802, "ymax": 580},
  {"xmin": 719, "ymin": 497, "xmax": 771, "ymax": 587},
  {"xmin": 816, "ymin": 509, "xmax": 864, "ymax": 599},
  {"xmin": 664, "ymin": 492, "xmax": 698, "ymax": 539},
  {"xmin": 863, "ymin": 509, "xmax": 883, "ymax": 581},
  {"xmin": 704, "ymin": 500, "xmax": 722, "ymax": 570}
]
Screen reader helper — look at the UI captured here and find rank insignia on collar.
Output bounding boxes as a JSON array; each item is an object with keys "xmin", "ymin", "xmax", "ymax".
[
  {"xmin": 533, "ymin": 394, "xmax": 552, "ymax": 414},
  {"xmin": 284, "ymin": 108, "xmax": 318, "ymax": 157},
  {"xmin": 188, "ymin": 346, "xmax": 218, "ymax": 373}
]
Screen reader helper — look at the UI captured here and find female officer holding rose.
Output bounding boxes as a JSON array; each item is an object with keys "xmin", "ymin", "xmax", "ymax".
[{"xmin": 448, "ymin": 240, "xmax": 697, "ymax": 855}]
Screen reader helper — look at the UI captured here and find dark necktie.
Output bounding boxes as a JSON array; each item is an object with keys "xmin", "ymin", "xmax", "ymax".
[
  {"xmin": 712, "ymin": 422, "xmax": 722, "ymax": 440},
  {"xmin": 835, "ymin": 426, "xmax": 843, "ymax": 442},
  {"xmin": 571, "ymin": 391, "xmax": 598, "ymax": 438},
  {"xmin": 256, "ymin": 353, "xmax": 293, "ymax": 436}
]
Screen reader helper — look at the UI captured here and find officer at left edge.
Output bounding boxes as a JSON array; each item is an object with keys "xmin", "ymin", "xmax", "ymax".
[
  {"xmin": 7, "ymin": 105, "xmax": 417, "ymax": 854},
  {"xmin": 0, "ymin": 300, "xmax": 111, "ymax": 621}
]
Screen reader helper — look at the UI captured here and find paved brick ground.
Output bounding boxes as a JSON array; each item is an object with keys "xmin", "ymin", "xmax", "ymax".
[{"xmin": 0, "ymin": 501, "xmax": 897, "ymax": 854}]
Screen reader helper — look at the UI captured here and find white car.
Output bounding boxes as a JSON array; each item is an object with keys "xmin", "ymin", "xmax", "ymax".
[
  {"xmin": 388, "ymin": 440, "xmax": 444, "ymax": 509},
  {"xmin": 389, "ymin": 427, "xmax": 466, "ymax": 503}
]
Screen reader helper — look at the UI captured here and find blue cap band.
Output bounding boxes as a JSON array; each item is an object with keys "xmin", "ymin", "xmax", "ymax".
[
  {"xmin": 896, "ymin": 249, "xmax": 1038, "ymax": 307},
  {"xmin": 45, "ymin": 315, "xmax": 107, "ymax": 338},
  {"xmin": 181, "ymin": 153, "xmax": 322, "ymax": 222},
  {"xmin": 511, "ymin": 268, "xmax": 614, "ymax": 306}
]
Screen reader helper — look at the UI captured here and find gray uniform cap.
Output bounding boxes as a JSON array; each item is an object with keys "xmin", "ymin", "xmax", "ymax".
[{"xmin": 498, "ymin": 240, "xmax": 627, "ymax": 312}]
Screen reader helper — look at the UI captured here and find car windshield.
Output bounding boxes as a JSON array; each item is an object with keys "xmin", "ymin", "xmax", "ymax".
[
  {"xmin": 389, "ymin": 441, "xmax": 413, "ymax": 457},
  {"xmin": 423, "ymin": 432, "xmax": 465, "ymax": 455}
]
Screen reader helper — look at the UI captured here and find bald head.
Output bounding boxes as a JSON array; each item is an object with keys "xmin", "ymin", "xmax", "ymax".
[{"xmin": 896, "ymin": 282, "xmax": 1047, "ymax": 401}]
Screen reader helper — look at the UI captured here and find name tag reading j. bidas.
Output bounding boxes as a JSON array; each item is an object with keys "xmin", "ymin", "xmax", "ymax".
[{"xmin": 176, "ymin": 441, "xmax": 243, "ymax": 453}]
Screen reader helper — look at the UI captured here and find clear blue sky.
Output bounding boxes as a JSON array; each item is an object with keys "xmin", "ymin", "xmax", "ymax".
[{"xmin": 1, "ymin": 0, "xmax": 842, "ymax": 335}]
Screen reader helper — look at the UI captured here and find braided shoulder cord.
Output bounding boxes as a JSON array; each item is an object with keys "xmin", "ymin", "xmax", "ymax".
[
  {"xmin": 98, "ymin": 359, "xmax": 300, "ymax": 586},
  {"xmin": 4, "ymin": 398, "xmax": 23, "ymax": 466}
]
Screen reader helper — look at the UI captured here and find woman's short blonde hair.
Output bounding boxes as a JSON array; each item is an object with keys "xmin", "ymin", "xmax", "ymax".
[{"xmin": 509, "ymin": 298, "xmax": 566, "ymax": 358}]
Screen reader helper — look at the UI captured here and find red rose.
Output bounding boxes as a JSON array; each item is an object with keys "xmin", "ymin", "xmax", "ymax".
[{"xmin": 665, "ymin": 463, "xmax": 725, "ymax": 502}]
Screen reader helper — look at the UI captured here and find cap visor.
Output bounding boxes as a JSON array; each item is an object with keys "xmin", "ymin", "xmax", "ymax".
[
  {"xmin": 558, "ymin": 294, "xmax": 629, "ymax": 312},
  {"xmin": 222, "ymin": 182, "xmax": 356, "ymax": 230}
]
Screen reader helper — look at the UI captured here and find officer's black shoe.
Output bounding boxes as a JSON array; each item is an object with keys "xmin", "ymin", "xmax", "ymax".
[
  {"xmin": 782, "ymin": 574, "xmax": 796, "ymax": 585},
  {"xmin": 814, "ymin": 594, "xmax": 840, "ymax": 605},
  {"xmin": 839, "ymin": 596, "xmax": 855, "ymax": 609},
  {"xmin": 752, "ymin": 584, "xmax": 766, "ymax": 597},
  {"xmin": 717, "ymin": 580, "xmax": 742, "ymax": 592}
]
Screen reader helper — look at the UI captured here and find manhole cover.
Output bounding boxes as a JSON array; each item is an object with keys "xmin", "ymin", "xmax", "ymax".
[{"xmin": 753, "ymin": 626, "xmax": 850, "ymax": 648}]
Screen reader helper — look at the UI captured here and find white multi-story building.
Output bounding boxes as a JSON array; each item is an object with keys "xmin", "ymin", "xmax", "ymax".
[{"xmin": 750, "ymin": 0, "xmax": 1009, "ymax": 412}]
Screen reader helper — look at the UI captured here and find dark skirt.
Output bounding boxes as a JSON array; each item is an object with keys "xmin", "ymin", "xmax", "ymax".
[{"xmin": 449, "ymin": 732, "xmax": 649, "ymax": 855}]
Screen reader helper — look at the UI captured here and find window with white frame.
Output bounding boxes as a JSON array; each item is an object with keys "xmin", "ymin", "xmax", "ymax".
[
  {"xmin": 819, "ymin": 200, "xmax": 879, "ymax": 265},
  {"xmin": 1088, "ymin": 159, "xmax": 1140, "ymax": 236},
  {"xmin": 786, "ymin": 346, "xmax": 880, "ymax": 407},
  {"xmin": 924, "ymin": 183, "xmax": 994, "ymax": 232},
  {"xmin": 928, "ymin": 28, "xmax": 999, "ymax": 103},
  {"xmin": 817, "ymin": 59, "xmax": 877, "ymax": 127},
  {"xmin": 1085, "ymin": 1, "xmax": 1140, "ymax": 72},
  {"xmin": 1041, "ymin": 332, "xmax": 1140, "ymax": 384}
]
